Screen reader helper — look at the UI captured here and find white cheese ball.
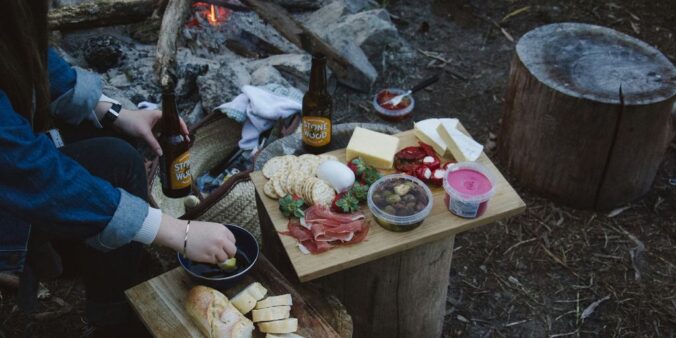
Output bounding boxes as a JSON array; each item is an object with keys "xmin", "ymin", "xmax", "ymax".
[{"xmin": 316, "ymin": 160, "xmax": 355, "ymax": 193}]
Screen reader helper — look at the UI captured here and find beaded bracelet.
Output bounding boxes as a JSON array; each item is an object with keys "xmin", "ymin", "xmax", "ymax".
[{"xmin": 183, "ymin": 220, "xmax": 191, "ymax": 257}]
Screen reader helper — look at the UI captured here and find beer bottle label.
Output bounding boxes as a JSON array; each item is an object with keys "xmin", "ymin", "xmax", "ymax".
[
  {"xmin": 302, "ymin": 116, "xmax": 331, "ymax": 147},
  {"xmin": 170, "ymin": 151, "xmax": 192, "ymax": 189}
]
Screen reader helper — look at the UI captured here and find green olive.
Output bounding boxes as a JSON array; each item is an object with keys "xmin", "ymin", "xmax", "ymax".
[
  {"xmin": 403, "ymin": 194, "xmax": 416, "ymax": 202},
  {"xmin": 386, "ymin": 194, "xmax": 401, "ymax": 204},
  {"xmin": 384, "ymin": 205, "xmax": 396, "ymax": 214}
]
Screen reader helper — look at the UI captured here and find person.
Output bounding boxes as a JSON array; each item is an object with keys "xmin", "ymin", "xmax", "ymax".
[{"xmin": 0, "ymin": 1, "xmax": 237, "ymax": 335}]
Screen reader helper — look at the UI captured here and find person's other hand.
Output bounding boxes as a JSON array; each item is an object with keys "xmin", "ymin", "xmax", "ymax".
[
  {"xmin": 154, "ymin": 216, "xmax": 237, "ymax": 264},
  {"xmin": 114, "ymin": 109, "xmax": 189, "ymax": 156}
]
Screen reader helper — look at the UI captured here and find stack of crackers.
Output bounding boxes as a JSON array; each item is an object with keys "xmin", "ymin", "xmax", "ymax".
[{"xmin": 262, "ymin": 154, "xmax": 338, "ymax": 206}]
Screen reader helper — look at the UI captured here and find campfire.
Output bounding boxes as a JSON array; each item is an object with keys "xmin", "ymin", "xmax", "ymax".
[{"xmin": 189, "ymin": 2, "xmax": 232, "ymax": 27}]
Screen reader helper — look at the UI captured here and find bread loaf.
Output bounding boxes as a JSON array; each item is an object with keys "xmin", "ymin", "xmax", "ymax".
[
  {"xmin": 185, "ymin": 286, "xmax": 254, "ymax": 338},
  {"xmin": 257, "ymin": 318, "xmax": 298, "ymax": 334},
  {"xmin": 255, "ymin": 294, "xmax": 293, "ymax": 309}
]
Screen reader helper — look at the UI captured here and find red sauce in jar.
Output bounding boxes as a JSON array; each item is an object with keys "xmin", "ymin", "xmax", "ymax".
[{"xmin": 375, "ymin": 90, "xmax": 412, "ymax": 121}]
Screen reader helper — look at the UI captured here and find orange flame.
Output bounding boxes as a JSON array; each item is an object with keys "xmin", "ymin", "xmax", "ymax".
[{"xmin": 208, "ymin": 5, "xmax": 217, "ymax": 26}]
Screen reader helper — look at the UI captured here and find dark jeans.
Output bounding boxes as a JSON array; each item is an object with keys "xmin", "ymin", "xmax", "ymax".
[{"xmin": 22, "ymin": 125, "xmax": 150, "ymax": 328}]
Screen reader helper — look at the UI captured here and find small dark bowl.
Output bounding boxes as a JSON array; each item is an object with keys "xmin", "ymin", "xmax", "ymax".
[{"xmin": 178, "ymin": 224, "xmax": 259, "ymax": 290}]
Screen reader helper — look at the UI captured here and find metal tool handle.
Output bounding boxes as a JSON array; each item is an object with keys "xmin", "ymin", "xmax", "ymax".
[{"xmin": 410, "ymin": 74, "xmax": 441, "ymax": 94}]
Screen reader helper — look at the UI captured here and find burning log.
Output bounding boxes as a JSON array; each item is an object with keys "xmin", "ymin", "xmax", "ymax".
[
  {"xmin": 48, "ymin": 0, "xmax": 156, "ymax": 31},
  {"xmin": 240, "ymin": 0, "xmax": 376, "ymax": 92},
  {"xmin": 155, "ymin": 0, "xmax": 192, "ymax": 91}
]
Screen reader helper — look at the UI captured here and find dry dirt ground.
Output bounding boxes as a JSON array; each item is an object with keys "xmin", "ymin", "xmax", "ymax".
[{"xmin": 1, "ymin": 0, "xmax": 675, "ymax": 337}]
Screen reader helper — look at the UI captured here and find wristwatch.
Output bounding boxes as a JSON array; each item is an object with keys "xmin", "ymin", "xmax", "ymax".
[{"xmin": 102, "ymin": 103, "xmax": 122, "ymax": 127}]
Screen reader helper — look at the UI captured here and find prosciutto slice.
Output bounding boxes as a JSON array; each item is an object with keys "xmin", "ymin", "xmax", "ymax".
[{"xmin": 280, "ymin": 205, "xmax": 369, "ymax": 254}]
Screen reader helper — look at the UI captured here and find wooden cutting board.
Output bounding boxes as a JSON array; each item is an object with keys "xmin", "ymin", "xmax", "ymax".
[
  {"xmin": 125, "ymin": 255, "xmax": 347, "ymax": 337},
  {"xmin": 250, "ymin": 128, "xmax": 526, "ymax": 282}
]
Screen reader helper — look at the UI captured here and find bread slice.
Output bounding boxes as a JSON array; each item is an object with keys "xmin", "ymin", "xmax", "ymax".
[
  {"xmin": 255, "ymin": 294, "xmax": 293, "ymax": 309},
  {"xmin": 265, "ymin": 333, "xmax": 305, "ymax": 338},
  {"xmin": 242, "ymin": 282, "xmax": 268, "ymax": 301},
  {"xmin": 252, "ymin": 306, "xmax": 291, "ymax": 323},
  {"xmin": 257, "ymin": 318, "xmax": 298, "ymax": 334},
  {"xmin": 230, "ymin": 291, "xmax": 257, "ymax": 315},
  {"xmin": 185, "ymin": 285, "xmax": 254, "ymax": 338}
]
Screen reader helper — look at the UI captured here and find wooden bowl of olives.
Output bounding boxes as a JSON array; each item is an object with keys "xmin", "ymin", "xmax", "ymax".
[{"xmin": 367, "ymin": 174, "xmax": 433, "ymax": 232}]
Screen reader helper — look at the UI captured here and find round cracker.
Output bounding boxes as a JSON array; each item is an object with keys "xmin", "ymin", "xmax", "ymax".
[
  {"xmin": 262, "ymin": 157, "xmax": 287, "ymax": 179},
  {"xmin": 263, "ymin": 180, "xmax": 279, "ymax": 199},
  {"xmin": 312, "ymin": 180, "xmax": 336, "ymax": 207},
  {"xmin": 319, "ymin": 154, "xmax": 338, "ymax": 162},
  {"xmin": 271, "ymin": 173, "xmax": 287, "ymax": 198}
]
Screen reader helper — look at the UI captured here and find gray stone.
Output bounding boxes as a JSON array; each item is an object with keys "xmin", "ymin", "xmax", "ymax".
[
  {"xmin": 329, "ymin": 10, "xmax": 402, "ymax": 61},
  {"xmin": 108, "ymin": 73, "xmax": 131, "ymax": 88},
  {"xmin": 344, "ymin": 0, "xmax": 369, "ymax": 13},
  {"xmin": 197, "ymin": 59, "xmax": 252, "ymax": 113},
  {"xmin": 250, "ymin": 66, "xmax": 291, "ymax": 87},
  {"xmin": 101, "ymin": 84, "xmax": 136, "ymax": 110},
  {"xmin": 324, "ymin": 35, "xmax": 378, "ymax": 88},
  {"xmin": 247, "ymin": 54, "xmax": 312, "ymax": 78},
  {"xmin": 305, "ymin": 0, "xmax": 349, "ymax": 32}
]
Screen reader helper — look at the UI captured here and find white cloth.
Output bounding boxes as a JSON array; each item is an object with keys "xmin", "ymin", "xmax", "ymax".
[{"xmin": 216, "ymin": 85, "xmax": 302, "ymax": 150}]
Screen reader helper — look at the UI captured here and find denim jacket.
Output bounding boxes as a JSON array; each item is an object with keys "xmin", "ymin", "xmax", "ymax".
[{"xmin": 0, "ymin": 49, "xmax": 149, "ymax": 272}]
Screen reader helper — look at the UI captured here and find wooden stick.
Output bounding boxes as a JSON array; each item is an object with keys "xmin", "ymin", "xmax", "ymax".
[
  {"xmin": 48, "ymin": 0, "xmax": 156, "ymax": 31},
  {"xmin": 155, "ymin": 0, "xmax": 191, "ymax": 91},
  {"xmin": 240, "ymin": 0, "xmax": 375, "ymax": 92}
]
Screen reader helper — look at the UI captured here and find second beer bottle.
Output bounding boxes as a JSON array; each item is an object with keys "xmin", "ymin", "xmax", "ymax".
[
  {"xmin": 302, "ymin": 53, "xmax": 333, "ymax": 154},
  {"xmin": 160, "ymin": 91, "xmax": 192, "ymax": 198}
]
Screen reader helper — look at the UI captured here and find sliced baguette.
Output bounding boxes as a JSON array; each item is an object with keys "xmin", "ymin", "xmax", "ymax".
[
  {"xmin": 230, "ymin": 291, "xmax": 257, "ymax": 315},
  {"xmin": 242, "ymin": 282, "xmax": 268, "ymax": 301},
  {"xmin": 252, "ymin": 306, "xmax": 291, "ymax": 323},
  {"xmin": 258, "ymin": 318, "xmax": 298, "ymax": 334},
  {"xmin": 255, "ymin": 294, "xmax": 293, "ymax": 309},
  {"xmin": 185, "ymin": 285, "xmax": 254, "ymax": 338},
  {"xmin": 265, "ymin": 334, "xmax": 305, "ymax": 338}
]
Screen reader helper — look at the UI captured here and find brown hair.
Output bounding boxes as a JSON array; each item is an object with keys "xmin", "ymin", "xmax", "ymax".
[{"xmin": 0, "ymin": 0, "xmax": 51, "ymax": 131}]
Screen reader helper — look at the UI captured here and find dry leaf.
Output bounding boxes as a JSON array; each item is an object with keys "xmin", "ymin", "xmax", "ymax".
[
  {"xmin": 581, "ymin": 296, "xmax": 611, "ymax": 320},
  {"xmin": 607, "ymin": 205, "xmax": 631, "ymax": 218}
]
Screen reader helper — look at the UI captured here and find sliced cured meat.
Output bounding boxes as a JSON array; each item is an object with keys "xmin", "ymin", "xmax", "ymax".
[{"xmin": 280, "ymin": 206, "xmax": 369, "ymax": 254}]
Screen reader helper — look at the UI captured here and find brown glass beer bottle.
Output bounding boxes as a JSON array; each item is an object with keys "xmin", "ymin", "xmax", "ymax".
[
  {"xmin": 302, "ymin": 54, "xmax": 333, "ymax": 154},
  {"xmin": 160, "ymin": 91, "xmax": 192, "ymax": 198}
]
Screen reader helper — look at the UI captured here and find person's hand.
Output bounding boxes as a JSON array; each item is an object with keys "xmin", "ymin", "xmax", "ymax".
[
  {"xmin": 154, "ymin": 215, "xmax": 237, "ymax": 264},
  {"xmin": 113, "ymin": 109, "xmax": 190, "ymax": 156}
]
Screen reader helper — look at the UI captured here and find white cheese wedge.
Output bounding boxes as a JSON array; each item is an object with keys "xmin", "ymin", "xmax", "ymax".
[
  {"xmin": 437, "ymin": 120, "xmax": 483, "ymax": 162},
  {"xmin": 414, "ymin": 118, "xmax": 459, "ymax": 156},
  {"xmin": 265, "ymin": 334, "xmax": 305, "ymax": 338},
  {"xmin": 252, "ymin": 306, "xmax": 291, "ymax": 323},
  {"xmin": 231, "ymin": 291, "xmax": 257, "ymax": 315},
  {"xmin": 243, "ymin": 282, "xmax": 268, "ymax": 301},
  {"xmin": 345, "ymin": 127, "xmax": 400, "ymax": 169},
  {"xmin": 256, "ymin": 294, "xmax": 293, "ymax": 309},
  {"xmin": 258, "ymin": 318, "xmax": 298, "ymax": 334}
]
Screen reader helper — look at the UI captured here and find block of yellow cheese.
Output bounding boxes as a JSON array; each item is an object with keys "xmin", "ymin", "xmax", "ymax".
[{"xmin": 345, "ymin": 127, "xmax": 400, "ymax": 169}]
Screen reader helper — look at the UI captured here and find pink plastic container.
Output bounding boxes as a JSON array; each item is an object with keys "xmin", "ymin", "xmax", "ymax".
[{"xmin": 443, "ymin": 162, "xmax": 496, "ymax": 218}]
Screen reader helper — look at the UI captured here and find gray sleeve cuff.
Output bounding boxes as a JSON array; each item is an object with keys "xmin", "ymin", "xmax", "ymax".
[
  {"xmin": 85, "ymin": 189, "xmax": 149, "ymax": 252},
  {"xmin": 49, "ymin": 67, "xmax": 102, "ymax": 127},
  {"xmin": 132, "ymin": 207, "xmax": 162, "ymax": 245}
]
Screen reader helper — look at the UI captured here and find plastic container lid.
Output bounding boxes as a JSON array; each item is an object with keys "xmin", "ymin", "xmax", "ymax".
[
  {"xmin": 443, "ymin": 162, "xmax": 496, "ymax": 203},
  {"xmin": 367, "ymin": 173, "xmax": 433, "ymax": 226},
  {"xmin": 372, "ymin": 88, "xmax": 415, "ymax": 118}
]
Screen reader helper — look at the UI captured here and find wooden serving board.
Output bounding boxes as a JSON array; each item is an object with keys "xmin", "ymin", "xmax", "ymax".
[
  {"xmin": 251, "ymin": 128, "xmax": 527, "ymax": 282},
  {"xmin": 125, "ymin": 255, "xmax": 346, "ymax": 337}
]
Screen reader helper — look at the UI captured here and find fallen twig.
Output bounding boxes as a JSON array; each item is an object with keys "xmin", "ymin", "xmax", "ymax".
[{"xmin": 503, "ymin": 237, "xmax": 536, "ymax": 255}]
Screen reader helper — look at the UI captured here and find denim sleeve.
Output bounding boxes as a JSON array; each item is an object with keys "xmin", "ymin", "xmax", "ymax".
[
  {"xmin": 47, "ymin": 48, "xmax": 103, "ymax": 127},
  {"xmin": 0, "ymin": 90, "xmax": 148, "ymax": 251}
]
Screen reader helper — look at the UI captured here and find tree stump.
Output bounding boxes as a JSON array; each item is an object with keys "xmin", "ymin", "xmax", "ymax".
[{"xmin": 499, "ymin": 23, "xmax": 676, "ymax": 210}]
